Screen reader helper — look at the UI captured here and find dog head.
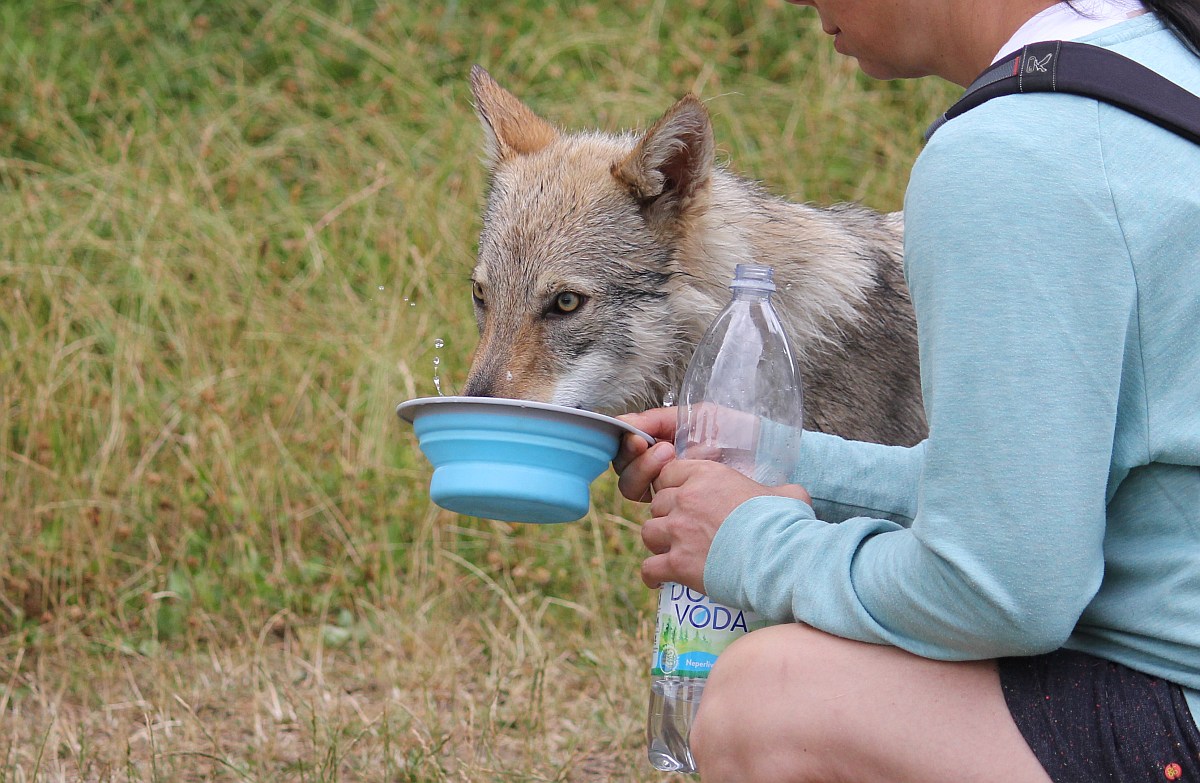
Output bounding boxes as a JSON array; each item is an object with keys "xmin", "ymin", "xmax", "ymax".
[{"xmin": 461, "ymin": 66, "xmax": 720, "ymax": 414}]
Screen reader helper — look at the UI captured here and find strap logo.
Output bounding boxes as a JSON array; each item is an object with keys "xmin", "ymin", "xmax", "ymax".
[{"xmin": 1025, "ymin": 53, "xmax": 1053, "ymax": 74}]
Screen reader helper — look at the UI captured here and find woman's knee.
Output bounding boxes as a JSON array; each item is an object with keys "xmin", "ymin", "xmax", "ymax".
[
  {"xmin": 698, "ymin": 622, "xmax": 839, "ymax": 716},
  {"xmin": 689, "ymin": 625, "xmax": 1038, "ymax": 783},
  {"xmin": 690, "ymin": 624, "xmax": 836, "ymax": 782}
]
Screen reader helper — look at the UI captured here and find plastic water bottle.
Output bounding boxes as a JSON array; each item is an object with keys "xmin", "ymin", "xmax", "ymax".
[{"xmin": 646, "ymin": 263, "xmax": 804, "ymax": 773}]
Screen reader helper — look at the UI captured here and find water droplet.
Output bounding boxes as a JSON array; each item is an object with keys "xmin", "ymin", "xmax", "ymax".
[
  {"xmin": 663, "ymin": 389, "xmax": 677, "ymax": 407},
  {"xmin": 433, "ymin": 338, "xmax": 445, "ymax": 396},
  {"xmin": 505, "ymin": 371, "xmax": 513, "ymax": 382}
]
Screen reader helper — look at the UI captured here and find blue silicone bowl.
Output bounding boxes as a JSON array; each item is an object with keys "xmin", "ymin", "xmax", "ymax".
[{"xmin": 397, "ymin": 396, "xmax": 654, "ymax": 524}]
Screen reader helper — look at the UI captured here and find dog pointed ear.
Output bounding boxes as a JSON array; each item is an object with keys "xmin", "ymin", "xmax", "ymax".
[
  {"xmin": 469, "ymin": 65, "xmax": 559, "ymax": 168},
  {"xmin": 612, "ymin": 95, "xmax": 714, "ymax": 220}
]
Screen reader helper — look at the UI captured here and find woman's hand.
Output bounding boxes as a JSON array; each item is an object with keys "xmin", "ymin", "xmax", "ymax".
[
  {"xmin": 614, "ymin": 407, "xmax": 679, "ymax": 502},
  {"xmin": 641, "ymin": 460, "xmax": 811, "ymax": 593},
  {"xmin": 614, "ymin": 406, "xmax": 811, "ymax": 594}
]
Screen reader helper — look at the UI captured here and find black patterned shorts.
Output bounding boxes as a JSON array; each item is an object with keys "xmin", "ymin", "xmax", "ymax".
[{"xmin": 999, "ymin": 649, "xmax": 1200, "ymax": 782}]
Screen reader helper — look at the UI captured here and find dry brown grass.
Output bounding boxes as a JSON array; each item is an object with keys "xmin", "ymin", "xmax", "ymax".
[{"xmin": 1, "ymin": 560, "xmax": 656, "ymax": 781}]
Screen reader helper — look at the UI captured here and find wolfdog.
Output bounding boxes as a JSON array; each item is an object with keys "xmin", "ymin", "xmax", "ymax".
[{"xmin": 461, "ymin": 66, "xmax": 926, "ymax": 446}]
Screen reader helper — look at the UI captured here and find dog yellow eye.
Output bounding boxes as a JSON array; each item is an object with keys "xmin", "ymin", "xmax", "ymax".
[
  {"xmin": 554, "ymin": 292, "xmax": 583, "ymax": 313},
  {"xmin": 472, "ymin": 280, "xmax": 485, "ymax": 304}
]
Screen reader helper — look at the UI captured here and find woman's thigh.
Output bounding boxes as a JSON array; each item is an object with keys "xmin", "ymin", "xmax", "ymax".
[{"xmin": 689, "ymin": 623, "xmax": 1051, "ymax": 783}]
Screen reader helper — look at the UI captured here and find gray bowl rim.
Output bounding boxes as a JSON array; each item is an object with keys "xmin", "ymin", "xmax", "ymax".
[{"xmin": 396, "ymin": 396, "xmax": 655, "ymax": 446}]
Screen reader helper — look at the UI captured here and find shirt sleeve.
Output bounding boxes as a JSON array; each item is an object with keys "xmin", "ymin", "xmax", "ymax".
[
  {"xmin": 791, "ymin": 431, "xmax": 925, "ymax": 525},
  {"xmin": 704, "ymin": 95, "xmax": 1137, "ymax": 660}
]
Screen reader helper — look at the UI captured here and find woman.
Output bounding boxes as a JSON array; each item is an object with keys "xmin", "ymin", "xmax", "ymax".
[{"xmin": 614, "ymin": 0, "xmax": 1200, "ymax": 780}]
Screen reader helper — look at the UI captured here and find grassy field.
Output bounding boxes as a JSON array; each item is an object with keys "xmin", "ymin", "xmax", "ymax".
[{"xmin": 0, "ymin": 1, "xmax": 955, "ymax": 779}]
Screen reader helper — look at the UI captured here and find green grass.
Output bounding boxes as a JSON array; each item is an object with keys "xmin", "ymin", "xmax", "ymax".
[{"xmin": 0, "ymin": 0, "xmax": 955, "ymax": 779}]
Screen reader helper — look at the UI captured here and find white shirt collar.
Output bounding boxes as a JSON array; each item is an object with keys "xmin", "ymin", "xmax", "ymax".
[{"xmin": 993, "ymin": 0, "xmax": 1148, "ymax": 63}]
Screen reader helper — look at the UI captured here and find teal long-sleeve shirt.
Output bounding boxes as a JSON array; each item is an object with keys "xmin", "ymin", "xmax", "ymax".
[{"xmin": 703, "ymin": 15, "xmax": 1200, "ymax": 714}]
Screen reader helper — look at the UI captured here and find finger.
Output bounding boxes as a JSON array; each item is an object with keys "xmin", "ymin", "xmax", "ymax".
[
  {"xmin": 641, "ymin": 552, "xmax": 671, "ymax": 589},
  {"xmin": 779, "ymin": 483, "xmax": 813, "ymax": 505},
  {"xmin": 676, "ymin": 442, "xmax": 723, "ymax": 462},
  {"xmin": 612, "ymin": 431, "xmax": 651, "ymax": 476},
  {"xmin": 652, "ymin": 457, "xmax": 722, "ymax": 493},
  {"xmin": 648, "ymin": 484, "xmax": 678, "ymax": 519},
  {"xmin": 618, "ymin": 407, "xmax": 678, "ymax": 442},
  {"xmin": 617, "ymin": 441, "xmax": 675, "ymax": 502},
  {"xmin": 641, "ymin": 515, "xmax": 671, "ymax": 555}
]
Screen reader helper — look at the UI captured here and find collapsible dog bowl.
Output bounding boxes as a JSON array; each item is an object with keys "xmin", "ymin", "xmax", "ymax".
[{"xmin": 397, "ymin": 396, "xmax": 654, "ymax": 524}]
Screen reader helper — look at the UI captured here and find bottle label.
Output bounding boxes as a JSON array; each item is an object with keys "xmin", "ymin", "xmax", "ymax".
[{"xmin": 651, "ymin": 583, "xmax": 766, "ymax": 678}]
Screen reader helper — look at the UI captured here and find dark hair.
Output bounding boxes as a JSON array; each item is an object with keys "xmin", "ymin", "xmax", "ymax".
[{"xmin": 1144, "ymin": 0, "xmax": 1200, "ymax": 53}]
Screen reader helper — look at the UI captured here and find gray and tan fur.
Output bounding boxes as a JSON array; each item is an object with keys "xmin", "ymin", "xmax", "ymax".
[{"xmin": 462, "ymin": 66, "xmax": 926, "ymax": 446}]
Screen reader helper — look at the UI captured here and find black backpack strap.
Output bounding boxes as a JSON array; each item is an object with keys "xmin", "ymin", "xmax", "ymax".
[{"xmin": 925, "ymin": 40, "xmax": 1200, "ymax": 144}]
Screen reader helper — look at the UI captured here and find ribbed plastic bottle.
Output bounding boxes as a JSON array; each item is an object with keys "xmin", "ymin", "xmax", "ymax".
[{"xmin": 646, "ymin": 263, "xmax": 804, "ymax": 773}]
